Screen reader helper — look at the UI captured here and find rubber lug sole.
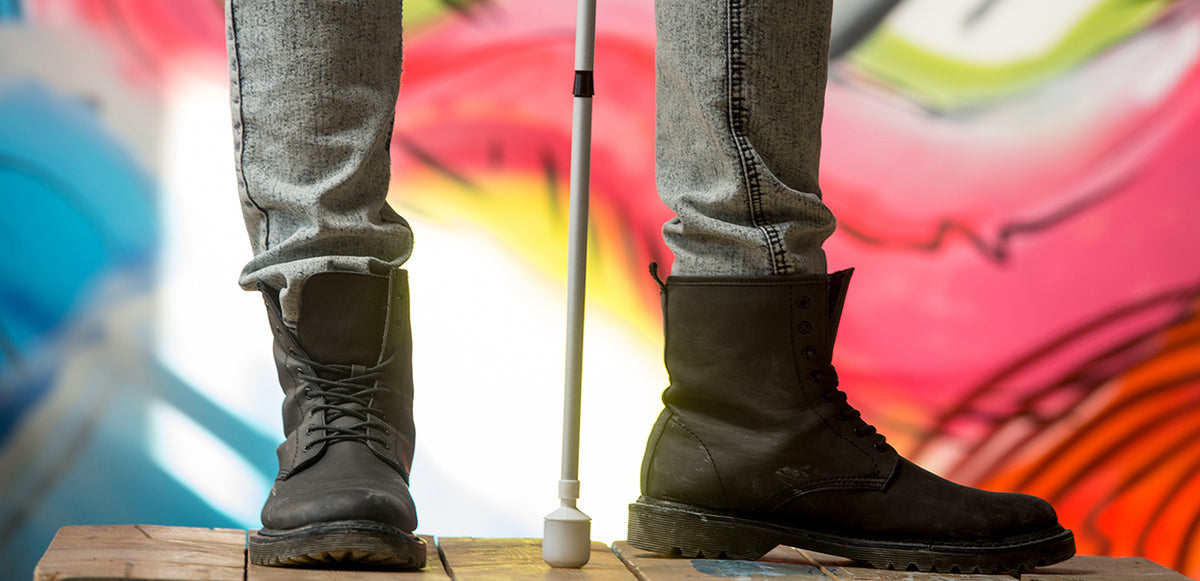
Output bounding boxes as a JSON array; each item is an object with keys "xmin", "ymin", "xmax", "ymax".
[
  {"xmin": 249, "ymin": 520, "xmax": 426, "ymax": 569},
  {"xmin": 627, "ymin": 497, "xmax": 1075, "ymax": 574}
]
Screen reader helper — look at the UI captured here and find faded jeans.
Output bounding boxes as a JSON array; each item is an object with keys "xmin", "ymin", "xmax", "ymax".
[{"xmin": 226, "ymin": 0, "xmax": 835, "ymax": 325}]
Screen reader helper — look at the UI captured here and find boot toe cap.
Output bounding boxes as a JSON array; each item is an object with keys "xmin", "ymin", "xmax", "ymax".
[
  {"xmin": 262, "ymin": 478, "xmax": 418, "ymax": 532},
  {"xmin": 784, "ymin": 458, "xmax": 1064, "ymax": 541},
  {"xmin": 260, "ymin": 444, "xmax": 418, "ymax": 533},
  {"xmin": 880, "ymin": 459, "xmax": 1063, "ymax": 540}
]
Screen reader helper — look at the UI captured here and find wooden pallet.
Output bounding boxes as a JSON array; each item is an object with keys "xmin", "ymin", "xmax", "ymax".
[
  {"xmin": 612, "ymin": 541, "xmax": 1193, "ymax": 581},
  {"xmin": 33, "ymin": 526, "xmax": 1192, "ymax": 580}
]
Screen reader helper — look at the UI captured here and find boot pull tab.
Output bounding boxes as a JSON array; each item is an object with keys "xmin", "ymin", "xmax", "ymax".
[{"xmin": 648, "ymin": 262, "xmax": 666, "ymax": 293}]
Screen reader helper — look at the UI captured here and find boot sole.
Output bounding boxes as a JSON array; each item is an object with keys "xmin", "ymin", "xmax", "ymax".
[
  {"xmin": 249, "ymin": 520, "xmax": 426, "ymax": 569},
  {"xmin": 627, "ymin": 496, "xmax": 1075, "ymax": 574}
]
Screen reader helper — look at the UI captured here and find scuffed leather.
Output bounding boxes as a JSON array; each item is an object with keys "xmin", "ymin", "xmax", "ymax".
[
  {"xmin": 640, "ymin": 269, "xmax": 1062, "ymax": 541},
  {"xmin": 257, "ymin": 269, "xmax": 417, "ymax": 532},
  {"xmin": 644, "ymin": 269, "xmax": 897, "ymax": 511}
]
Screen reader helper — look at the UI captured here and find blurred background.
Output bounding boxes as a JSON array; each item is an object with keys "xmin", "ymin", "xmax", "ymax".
[{"xmin": 3, "ymin": 0, "xmax": 1200, "ymax": 579}]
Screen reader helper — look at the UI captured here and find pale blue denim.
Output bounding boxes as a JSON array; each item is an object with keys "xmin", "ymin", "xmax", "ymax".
[
  {"xmin": 226, "ymin": 0, "xmax": 834, "ymax": 323},
  {"xmin": 657, "ymin": 0, "xmax": 834, "ymax": 276},
  {"xmin": 226, "ymin": 0, "xmax": 411, "ymax": 325}
]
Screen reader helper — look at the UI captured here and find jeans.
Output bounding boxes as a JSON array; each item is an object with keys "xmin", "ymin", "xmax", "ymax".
[{"xmin": 226, "ymin": 0, "xmax": 834, "ymax": 324}]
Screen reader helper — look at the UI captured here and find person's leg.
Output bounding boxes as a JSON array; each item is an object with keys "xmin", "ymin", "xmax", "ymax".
[
  {"xmin": 226, "ymin": 0, "xmax": 424, "ymax": 568},
  {"xmin": 631, "ymin": 0, "xmax": 1076, "ymax": 573},
  {"xmin": 656, "ymin": 0, "xmax": 834, "ymax": 277},
  {"xmin": 228, "ymin": 0, "xmax": 412, "ymax": 326}
]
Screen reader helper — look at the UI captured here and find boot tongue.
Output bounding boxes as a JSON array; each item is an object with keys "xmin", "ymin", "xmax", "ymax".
[
  {"xmin": 825, "ymin": 268, "xmax": 854, "ymax": 356},
  {"xmin": 295, "ymin": 272, "xmax": 390, "ymax": 365}
]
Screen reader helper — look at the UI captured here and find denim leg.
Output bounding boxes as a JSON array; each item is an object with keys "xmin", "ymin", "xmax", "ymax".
[
  {"xmin": 657, "ymin": 0, "xmax": 835, "ymax": 276},
  {"xmin": 226, "ymin": 0, "xmax": 411, "ymax": 325}
]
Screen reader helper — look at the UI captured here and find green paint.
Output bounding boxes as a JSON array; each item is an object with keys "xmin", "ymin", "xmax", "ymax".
[
  {"xmin": 848, "ymin": 0, "xmax": 1170, "ymax": 110},
  {"xmin": 406, "ymin": 0, "xmax": 489, "ymax": 31}
]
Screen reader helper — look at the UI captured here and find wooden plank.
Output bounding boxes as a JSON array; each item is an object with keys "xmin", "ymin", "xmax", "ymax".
[
  {"xmin": 763, "ymin": 545, "xmax": 1016, "ymax": 580},
  {"xmin": 613, "ymin": 542, "xmax": 1193, "ymax": 580},
  {"xmin": 438, "ymin": 537, "xmax": 636, "ymax": 580},
  {"xmin": 247, "ymin": 535, "xmax": 450, "ymax": 580},
  {"xmin": 614, "ymin": 541, "xmax": 1016, "ymax": 580},
  {"xmin": 1021, "ymin": 555, "xmax": 1191, "ymax": 580},
  {"xmin": 36, "ymin": 526, "xmax": 1188, "ymax": 581},
  {"xmin": 33, "ymin": 525, "xmax": 246, "ymax": 581}
]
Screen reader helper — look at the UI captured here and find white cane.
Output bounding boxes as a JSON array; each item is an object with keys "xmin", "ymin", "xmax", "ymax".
[{"xmin": 542, "ymin": 0, "xmax": 597, "ymax": 569}]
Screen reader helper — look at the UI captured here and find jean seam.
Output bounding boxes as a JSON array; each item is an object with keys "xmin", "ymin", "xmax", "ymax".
[
  {"xmin": 726, "ymin": 0, "xmax": 789, "ymax": 275},
  {"xmin": 228, "ymin": 1, "xmax": 270, "ymax": 253}
]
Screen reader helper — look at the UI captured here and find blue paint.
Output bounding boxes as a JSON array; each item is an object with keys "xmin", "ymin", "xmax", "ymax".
[
  {"xmin": 149, "ymin": 361, "xmax": 281, "ymax": 476},
  {"xmin": 0, "ymin": 81, "xmax": 157, "ymax": 438},
  {"xmin": 0, "ymin": 80, "xmax": 264, "ymax": 581},
  {"xmin": 691, "ymin": 558, "xmax": 831, "ymax": 578},
  {"xmin": 0, "ymin": 386, "xmax": 242, "ymax": 581},
  {"xmin": 0, "ymin": 0, "xmax": 20, "ymax": 21}
]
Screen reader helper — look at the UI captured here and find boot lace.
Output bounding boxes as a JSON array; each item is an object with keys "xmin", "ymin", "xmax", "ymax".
[
  {"xmin": 802, "ymin": 347, "xmax": 889, "ymax": 452},
  {"xmin": 295, "ymin": 353, "xmax": 395, "ymax": 451}
]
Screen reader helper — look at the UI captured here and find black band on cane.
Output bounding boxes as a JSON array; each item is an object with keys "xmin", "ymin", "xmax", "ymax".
[{"xmin": 573, "ymin": 71, "xmax": 594, "ymax": 98}]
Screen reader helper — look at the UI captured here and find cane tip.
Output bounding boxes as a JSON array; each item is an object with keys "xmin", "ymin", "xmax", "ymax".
[{"xmin": 543, "ymin": 506, "xmax": 592, "ymax": 568}]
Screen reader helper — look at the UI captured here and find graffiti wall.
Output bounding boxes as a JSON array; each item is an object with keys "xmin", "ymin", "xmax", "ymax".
[{"xmin": 1, "ymin": 0, "xmax": 1197, "ymax": 579}]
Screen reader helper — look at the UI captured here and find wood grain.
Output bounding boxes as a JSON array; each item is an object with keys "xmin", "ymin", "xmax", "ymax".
[
  {"xmin": 763, "ymin": 545, "xmax": 1015, "ymax": 580},
  {"xmin": 437, "ymin": 537, "xmax": 636, "ymax": 580},
  {"xmin": 33, "ymin": 525, "xmax": 246, "ymax": 581},
  {"xmin": 612, "ymin": 541, "xmax": 1189, "ymax": 580},
  {"xmin": 613, "ymin": 541, "xmax": 979, "ymax": 580},
  {"xmin": 32, "ymin": 526, "xmax": 1192, "ymax": 580},
  {"xmin": 1020, "ymin": 555, "xmax": 1192, "ymax": 580}
]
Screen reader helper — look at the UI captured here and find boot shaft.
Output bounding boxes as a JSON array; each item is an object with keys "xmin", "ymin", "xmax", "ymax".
[
  {"xmin": 643, "ymin": 269, "xmax": 897, "ymax": 507},
  {"xmin": 660, "ymin": 269, "xmax": 852, "ymax": 419},
  {"xmin": 260, "ymin": 269, "xmax": 415, "ymax": 481},
  {"xmin": 293, "ymin": 270, "xmax": 406, "ymax": 366},
  {"xmin": 633, "ymin": 270, "xmax": 1074, "ymax": 573}
]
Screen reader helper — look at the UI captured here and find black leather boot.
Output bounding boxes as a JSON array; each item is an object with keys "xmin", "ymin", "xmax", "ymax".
[
  {"xmin": 627, "ymin": 268, "xmax": 1075, "ymax": 573},
  {"xmin": 248, "ymin": 269, "xmax": 424, "ymax": 568}
]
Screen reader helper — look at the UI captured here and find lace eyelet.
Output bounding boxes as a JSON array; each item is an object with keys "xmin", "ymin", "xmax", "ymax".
[
  {"xmin": 797, "ymin": 296, "xmax": 812, "ymax": 309},
  {"xmin": 802, "ymin": 348, "xmax": 816, "ymax": 359},
  {"xmin": 810, "ymin": 370, "xmax": 823, "ymax": 381},
  {"xmin": 305, "ymin": 427, "xmax": 313, "ymax": 435},
  {"xmin": 798, "ymin": 321, "xmax": 813, "ymax": 334}
]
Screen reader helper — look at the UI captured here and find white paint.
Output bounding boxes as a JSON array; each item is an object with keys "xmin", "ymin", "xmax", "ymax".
[
  {"xmin": 149, "ymin": 399, "xmax": 273, "ymax": 524},
  {"xmin": 404, "ymin": 217, "xmax": 665, "ymax": 543},
  {"xmin": 1133, "ymin": 23, "xmax": 1200, "ymax": 104},
  {"xmin": 888, "ymin": 0, "xmax": 1105, "ymax": 64},
  {"xmin": 155, "ymin": 74, "xmax": 281, "ymax": 440}
]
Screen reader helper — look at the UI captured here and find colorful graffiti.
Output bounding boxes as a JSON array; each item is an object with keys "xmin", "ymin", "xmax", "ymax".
[
  {"xmin": 1, "ymin": 0, "xmax": 1198, "ymax": 579},
  {"xmin": 825, "ymin": 2, "xmax": 1200, "ymax": 573},
  {"xmin": 389, "ymin": 0, "xmax": 1200, "ymax": 571}
]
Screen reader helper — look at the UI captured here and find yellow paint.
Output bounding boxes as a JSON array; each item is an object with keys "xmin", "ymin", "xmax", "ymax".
[{"xmin": 389, "ymin": 170, "xmax": 662, "ymax": 349}]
